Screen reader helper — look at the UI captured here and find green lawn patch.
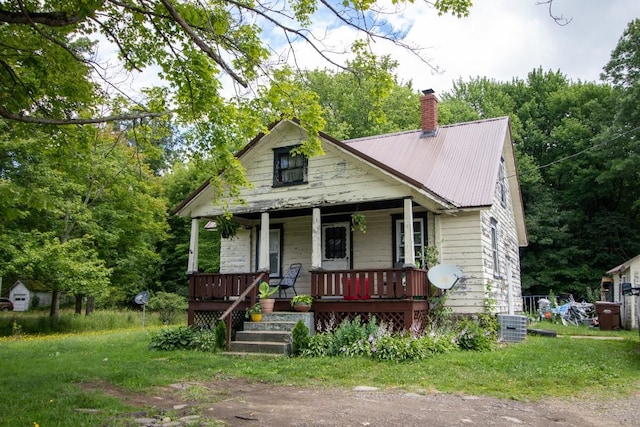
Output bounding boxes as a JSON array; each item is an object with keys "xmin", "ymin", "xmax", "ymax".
[{"xmin": 1, "ymin": 327, "xmax": 638, "ymax": 426}]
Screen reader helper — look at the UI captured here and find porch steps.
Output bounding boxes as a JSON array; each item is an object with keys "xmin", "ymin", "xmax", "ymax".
[{"xmin": 227, "ymin": 312, "xmax": 314, "ymax": 356}]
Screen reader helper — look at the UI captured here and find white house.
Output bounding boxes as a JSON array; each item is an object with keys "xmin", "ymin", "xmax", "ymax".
[
  {"xmin": 175, "ymin": 90, "xmax": 528, "ymax": 328},
  {"xmin": 606, "ymin": 254, "xmax": 640, "ymax": 329}
]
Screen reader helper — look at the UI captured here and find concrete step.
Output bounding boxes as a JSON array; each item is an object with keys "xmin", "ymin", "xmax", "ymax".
[
  {"xmin": 235, "ymin": 330, "xmax": 292, "ymax": 343},
  {"xmin": 243, "ymin": 320, "xmax": 299, "ymax": 332},
  {"xmin": 243, "ymin": 312, "xmax": 315, "ymax": 333},
  {"xmin": 229, "ymin": 340, "xmax": 291, "ymax": 355}
]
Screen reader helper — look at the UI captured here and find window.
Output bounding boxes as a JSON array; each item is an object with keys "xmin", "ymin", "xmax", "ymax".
[
  {"xmin": 324, "ymin": 226, "xmax": 347, "ymax": 259},
  {"xmin": 490, "ymin": 218, "xmax": 500, "ymax": 278},
  {"xmin": 256, "ymin": 226, "xmax": 282, "ymax": 278},
  {"xmin": 393, "ymin": 214, "xmax": 426, "ymax": 266},
  {"xmin": 273, "ymin": 146, "xmax": 307, "ymax": 186},
  {"xmin": 498, "ymin": 158, "xmax": 507, "ymax": 207}
]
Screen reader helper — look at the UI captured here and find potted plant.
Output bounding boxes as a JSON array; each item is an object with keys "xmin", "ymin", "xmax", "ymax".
[
  {"xmin": 258, "ymin": 281, "xmax": 278, "ymax": 313},
  {"xmin": 291, "ymin": 295, "xmax": 313, "ymax": 312},
  {"xmin": 216, "ymin": 214, "xmax": 240, "ymax": 239},
  {"xmin": 246, "ymin": 302, "xmax": 262, "ymax": 322}
]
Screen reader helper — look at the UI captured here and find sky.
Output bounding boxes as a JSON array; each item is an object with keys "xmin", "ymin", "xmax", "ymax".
[
  {"xmin": 275, "ymin": 0, "xmax": 640, "ymax": 95},
  {"xmin": 115, "ymin": 1, "xmax": 640, "ymax": 99}
]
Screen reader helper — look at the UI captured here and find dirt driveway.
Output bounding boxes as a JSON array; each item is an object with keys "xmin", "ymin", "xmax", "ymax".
[{"xmin": 92, "ymin": 378, "xmax": 639, "ymax": 426}]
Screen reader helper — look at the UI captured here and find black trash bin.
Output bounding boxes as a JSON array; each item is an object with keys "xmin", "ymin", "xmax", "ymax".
[{"xmin": 595, "ymin": 301, "xmax": 622, "ymax": 331}]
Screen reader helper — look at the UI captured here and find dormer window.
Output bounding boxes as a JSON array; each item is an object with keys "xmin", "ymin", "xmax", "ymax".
[{"xmin": 273, "ymin": 146, "xmax": 307, "ymax": 187}]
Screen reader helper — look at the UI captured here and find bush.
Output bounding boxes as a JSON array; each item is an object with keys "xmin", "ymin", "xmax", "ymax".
[
  {"xmin": 149, "ymin": 325, "xmax": 219, "ymax": 352},
  {"xmin": 147, "ymin": 292, "xmax": 187, "ymax": 325},
  {"xmin": 454, "ymin": 319, "xmax": 496, "ymax": 352},
  {"xmin": 291, "ymin": 320, "xmax": 310, "ymax": 356},
  {"xmin": 149, "ymin": 326, "xmax": 195, "ymax": 351},
  {"xmin": 214, "ymin": 321, "xmax": 227, "ymax": 350}
]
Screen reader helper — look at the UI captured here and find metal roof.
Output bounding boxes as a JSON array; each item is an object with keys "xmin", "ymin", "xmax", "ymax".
[{"xmin": 344, "ymin": 117, "xmax": 510, "ymax": 207}]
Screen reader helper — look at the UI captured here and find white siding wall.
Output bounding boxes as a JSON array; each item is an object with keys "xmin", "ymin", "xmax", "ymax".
[
  {"xmin": 220, "ymin": 228, "xmax": 251, "ymax": 273},
  {"xmin": 479, "ymin": 162, "xmax": 523, "ymax": 314},
  {"xmin": 437, "ymin": 212, "xmax": 486, "ymax": 314},
  {"xmin": 189, "ymin": 122, "xmax": 411, "ymax": 218}
]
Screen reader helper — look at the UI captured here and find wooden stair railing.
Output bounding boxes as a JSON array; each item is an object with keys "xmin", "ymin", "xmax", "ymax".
[{"xmin": 218, "ymin": 272, "xmax": 268, "ymax": 351}]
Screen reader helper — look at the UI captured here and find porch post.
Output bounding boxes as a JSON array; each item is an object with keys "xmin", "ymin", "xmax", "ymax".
[
  {"xmin": 187, "ymin": 218, "xmax": 199, "ymax": 274},
  {"xmin": 259, "ymin": 212, "xmax": 270, "ymax": 272},
  {"xmin": 311, "ymin": 208, "xmax": 322, "ymax": 270},
  {"xmin": 403, "ymin": 198, "xmax": 415, "ymax": 267}
]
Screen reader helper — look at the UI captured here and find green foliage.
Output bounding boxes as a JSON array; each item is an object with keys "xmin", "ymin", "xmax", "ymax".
[
  {"xmin": 0, "ymin": 326, "xmax": 638, "ymax": 426},
  {"xmin": 291, "ymin": 320, "xmax": 311, "ymax": 356},
  {"xmin": 350, "ymin": 213, "xmax": 367, "ymax": 233},
  {"xmin": 303, "ymin": 315, "xmax": 490, "ymax": 361},
  {"xmin": 214, "ymin": 321, "xmax": 227, "ymax": 350},
  {"xmin": 149, "ymin": 326, "xmax": 196, "ymax": 351},
  {"xmin": 258, "ymin": 281, "xmax": 278, "ymax": 299},
  {"xmin": 215, "ymin": 214, "xmax": 240, "ymax": 239},
  {"xmin": 442, "ymin": 55, "xmax": 640, "ymax": 297},
  {"xmin": 0, "ymin": 309, "xmax": 171, "ymax": 336},
  {"xmin": 149, "ymin": 325, "xmax": 219, "ymax": 352},
  {"xmin": 290, "ymin": 295, "xmax": 313, "ymax": 307},
  {"xmin": 454, "ymin": 319, "xmax": 496, "ymax": 352},
  {"xmin": 0, "ymin": 124, "xmax": 168, "ymax": 312},
  {"xmin": 191, "ymin": 328, "xmax": 219, "ymax": 352},
  {"xmin": 146, "ymin": 292, "xmax": 188, "ymax": 325},
  {"xmin": 246, "ymin": 302, "xmax": 262, "ymax": 316}
]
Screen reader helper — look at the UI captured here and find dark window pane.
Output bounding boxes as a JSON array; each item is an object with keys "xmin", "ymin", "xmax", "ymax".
[{"xmin": 325, "ymin": 226, "xmax": 347, "ymax": 259}]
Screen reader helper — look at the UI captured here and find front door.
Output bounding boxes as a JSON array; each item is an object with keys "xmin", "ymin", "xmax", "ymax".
[{"xmin": 322, "ymin": 222, "xmax": 350, "ymax": 270}]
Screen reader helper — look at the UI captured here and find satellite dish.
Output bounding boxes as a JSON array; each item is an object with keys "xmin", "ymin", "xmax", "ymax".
[
  {"xmin": 134, "ymin": 291, "xmax": 150, "ymax": 305},
  {"xmin": 428, "ymin": 264, "xmax": 463, "ymax": 290}
]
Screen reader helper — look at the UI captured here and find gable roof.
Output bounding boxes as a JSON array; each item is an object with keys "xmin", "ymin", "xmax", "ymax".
[
  {"xmin": 607, "ymin": 254, "xmax": 640, "ymax": 274},
  {"xmin": 174, "ymin": 116, "xmax": 525, "ymax": 244},
  {"xmin": 344, "ymin": 117, "xmax": 510, "ymax": 208}
]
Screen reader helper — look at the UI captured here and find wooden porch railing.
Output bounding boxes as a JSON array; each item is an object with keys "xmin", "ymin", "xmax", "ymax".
[
  {"xmin": 189, "ymin": 272, "xmax": 266, "ymax": 300},
  {"xmin": 216, "ymin": 272, "xmax": 268, "ymax": 351},
  {"xmin": 310, "ymin": 268, "xmax": 430, "ymax": 300}
]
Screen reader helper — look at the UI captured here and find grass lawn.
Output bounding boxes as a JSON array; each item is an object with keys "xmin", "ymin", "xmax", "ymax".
[{"xmin": 0, "ymin": 322, "xmax": 638, "ymax": 426}]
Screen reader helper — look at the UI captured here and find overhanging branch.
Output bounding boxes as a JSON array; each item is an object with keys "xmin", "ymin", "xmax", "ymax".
[
  {"xmin": 0, "ymin": 9, "xmax": 85, "ymax": 26},
  {"xmin": 0, "ymin": 104, "xmax": 170, "ymax": 125}
]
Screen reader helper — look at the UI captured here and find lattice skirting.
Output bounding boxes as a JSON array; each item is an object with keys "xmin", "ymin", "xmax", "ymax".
[
  {"xmin": 192, "ymin": 310, "xmax": 245, "ymax": 331},
  {"xmin": 315, "ymin": 310, "xmax": 427, "ymax": 332}
]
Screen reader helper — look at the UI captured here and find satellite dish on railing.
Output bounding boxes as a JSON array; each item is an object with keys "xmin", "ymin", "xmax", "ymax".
[
  {"xmin": 134, "ymin": 291, "xmax": 150, "ymax": 327},
  {"xmin": 428, "ymin": 264, "xmax": 463, "ymax": 290}
]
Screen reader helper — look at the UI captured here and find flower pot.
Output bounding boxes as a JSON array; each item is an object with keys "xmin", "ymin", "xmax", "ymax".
[
  {"xmin": 294, "ymin": 303, "xmax": 311, "ymax": 312},
  {"xmin": 261, "ymin": 298, "xmax": 275, "ymax": 313},
  {"xmin": 250, "ymin": 313, "xmax": 262, "ymax": 322}
]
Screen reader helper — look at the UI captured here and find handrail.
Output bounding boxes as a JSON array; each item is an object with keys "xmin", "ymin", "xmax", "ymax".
[{"xmin": 218, "ymin": 271, "xmax": 267, "ymax": 351}]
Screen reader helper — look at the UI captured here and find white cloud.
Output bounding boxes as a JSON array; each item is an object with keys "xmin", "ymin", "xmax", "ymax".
[{"xmin": 276, "ymin": 0, "xmax": 640, "ymax": 94}]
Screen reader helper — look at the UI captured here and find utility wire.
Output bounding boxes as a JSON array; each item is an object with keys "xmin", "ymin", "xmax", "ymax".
[{"xmin": 506, "ymin": 123, "xmax": 640, "ymax": 180}]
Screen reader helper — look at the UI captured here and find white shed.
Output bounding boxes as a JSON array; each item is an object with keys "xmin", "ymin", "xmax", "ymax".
[
  {"xmin": 9, "ymin": 281, "xmax": 31, "ymax": 311},
  {"xmin": 9, "ymin": 280, "xmax": 55, "ymax": 311}
]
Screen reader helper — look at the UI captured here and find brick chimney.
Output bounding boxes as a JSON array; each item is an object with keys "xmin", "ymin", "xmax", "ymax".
[{"xmin": 420, "ymin": 89, "xmax": 438, "ymax": 137}]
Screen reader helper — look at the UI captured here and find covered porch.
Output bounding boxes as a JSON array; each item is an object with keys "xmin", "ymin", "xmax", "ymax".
[{"xmin": 188, "ymin": 267, "xmax": 436, "ymax": 331}]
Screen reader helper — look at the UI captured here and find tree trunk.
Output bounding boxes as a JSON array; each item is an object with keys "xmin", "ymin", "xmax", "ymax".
[
  {"xmin": 85, "ymin": 297, "xmax": 94, "ymax": 315},
  {"xmin": 49, "ymin": 289, "xmax": 60, "ymax": 318},
  {"xmin": 75, "ymin": 295, "xmax": 83, "ymax": 314}
]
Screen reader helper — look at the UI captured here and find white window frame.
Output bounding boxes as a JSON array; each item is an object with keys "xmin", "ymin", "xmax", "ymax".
[
  {"xmin": 256, "ymin": 227, "xmax": 282, "ymax": 278},
  {"xmin": 395, "ymin": 217, "xmax": 425, "ymax": 266},
  {"xmin": 490, "ymin": 218, "xmax": 500, "ymax": 278}
]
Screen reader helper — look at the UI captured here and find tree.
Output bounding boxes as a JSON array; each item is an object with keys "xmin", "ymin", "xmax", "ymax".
[
  {"xmin": 0, "ymin": 0, "xmax": 473, "ymax": 158},
  {"xmin": 439, "ymin": 65, "xmax": 640, "ymax": 299},
  {"xmin": 0, "ymin": 121, "xmax": 168, "ymax": 315},
  {"xmin": 298, "ymin": 50, "xmax": 420, "ymax": 139}
]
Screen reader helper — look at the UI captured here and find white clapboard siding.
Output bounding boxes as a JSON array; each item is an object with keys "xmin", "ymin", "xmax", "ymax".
[
  {"xmin": 188, "ymin": 123, "xmax": 412, "ymax": 218},
  {"xmin": 438, "ymin": 212, "xmax": 486, "ymax": 314}
]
